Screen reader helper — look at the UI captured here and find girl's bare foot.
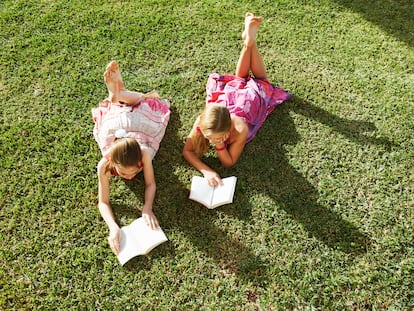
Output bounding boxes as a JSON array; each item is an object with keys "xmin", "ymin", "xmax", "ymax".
[
  {"xmin": 105, "ymin": 60, "xmax": 125, "ymax": 90},
  {"xmin": 242, "ymin": 12, "xmax": 262, "ymax": 47},
  {"xmin": 104, "ymin": 61, "xmax": 121, "ymax": 103}
]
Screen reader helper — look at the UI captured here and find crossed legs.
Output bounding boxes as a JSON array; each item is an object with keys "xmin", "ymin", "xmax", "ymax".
[
  {"xmin": 104, "ymin": 61, "xmax": 159, "ymax": 105},
  {"xmin": 104, "ymin": 13, "xmax": 265, "ymax": 103},
  {"xmin": 235, "ymin": 13, "xmax": 267, "ymax": 79}
]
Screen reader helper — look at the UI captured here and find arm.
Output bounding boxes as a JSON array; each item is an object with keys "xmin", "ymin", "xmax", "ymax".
[
  {"xmin": 97, "ymin": 158, "xmax": 121, "ymax": 255},
  {"xmin": 215, "ymin": 138, "xmax": 246, "ymax": 168},
  {"xmin": 141, "ymin": 150, "xmax": 159, "ymax": 229},
  {"xmin": 183, "ymin": 124, "xmax": 223, "ymax": 186},
  {"xmin": 215, "ymin": 116, "xmax": 248, "ymax": 168}
]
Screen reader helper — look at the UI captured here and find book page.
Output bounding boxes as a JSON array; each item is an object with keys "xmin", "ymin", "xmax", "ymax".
[
  {"xmin": 117, "ymin": 218, "xmax": 168, "ymax": 265},
  {"xmin": 189, "ymin": 176, "xmax": 214, "ymax": 207},
  {"xmin": 129, "ymin": 218, "xmax": 168, "ymax": 254},
  {"xmin": 211, "ymin": 176, "xmax": 237, "ymax": 208},
  {"xmin": 118, "ymin": 224, "xmax": 142, "ymax": 266}
]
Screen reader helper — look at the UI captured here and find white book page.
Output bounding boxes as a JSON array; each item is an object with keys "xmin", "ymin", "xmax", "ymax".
[
  {"xmin": 117, "ymin": 218, "xmax": 168, "ymax": 265},
  {"xmin": 189, "ymin": 176, "xmax": 214, "ymax": 207},
  {"xmin": 211, "ymin": 176, "xmax": 237, "ymax": 208}
]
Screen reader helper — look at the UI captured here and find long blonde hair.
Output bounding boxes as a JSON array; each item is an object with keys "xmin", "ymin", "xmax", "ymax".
[
  {"xmin": 190, "ymin": 105, "xmax": 231, "ymax": 156},
  {"xmin": 106, "ymin": 137, "xmax": 142, "ymax": 172}
]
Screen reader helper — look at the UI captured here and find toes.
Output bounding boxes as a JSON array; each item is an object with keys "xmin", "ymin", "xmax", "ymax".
[{"xmin": 106, "ymin": 60, "xmax": 119, "ymax": 73}]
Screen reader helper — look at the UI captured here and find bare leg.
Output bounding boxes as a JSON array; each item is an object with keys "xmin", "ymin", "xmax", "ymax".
[
  {"xmin": 235, "ymin": 13, "xmax": 267, "ymax": 79},
  {"xmin": 235, "ymin": 45, "xmax": 252, "ymax": 78},
  {"xmin": 104, "ymin": 61, "xmax": 121, "ymax": 103},
  {"xmin": 118, "ymin": 90, "xmax": 160, "ymax": 105},
  {"xmin": 250, "ymin": 42, "xmax": 267, "ymax": 79},
  {"xmin": 104, "ymin": 61, "xmax": 159, "ymax": 105}
]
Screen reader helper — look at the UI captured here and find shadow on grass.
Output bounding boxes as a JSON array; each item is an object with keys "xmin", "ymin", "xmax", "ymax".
[
  {"xmin": 111, "ymin": 105, "xmax": 269, "ymax": 282},
  {"xmin": 207, "ymin": 93, "xmax": 398, "ymax": 286},
  {"xmin": 232, "ymin": 94, "xmax": 396, "ymax": 257},
  {"xmin": 110, "ymin": 95, "xmax": 394, "ymax": 285},
  {"xmin": 289, "ymin": 95, "xmax": 396, "ymax": 149},
  {"xmin": 333, "ymin": 0, "xmax": 413, "ymax": 46}
]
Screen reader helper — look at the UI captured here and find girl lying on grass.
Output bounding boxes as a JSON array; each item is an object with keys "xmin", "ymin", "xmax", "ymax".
[
  {"xmin": 183, "ymin": 12, "xmax": 291, "ymax": 186},
  {"xmin": 92, "ymin": 61, "xmax": 170, "ymax": 255}
]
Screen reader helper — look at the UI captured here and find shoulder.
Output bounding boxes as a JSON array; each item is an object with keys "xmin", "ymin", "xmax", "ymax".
[
  {"xmin": 187, "ymin": 115, "xmax": 201, "ymax": 138},
  {"xmin": 97, "ymin": 157, "xmax": 110, "ymax": 175},
  {"xmin": 228, "ymin": 116, "xmax": 248, "ymax": 145},
  {"xmin": 231, "ymin": 116, "xmax": 248, "ymax": 135},
  {"xmin": 141, "ymin": 148, "xmax": 153, "ymax": 164},
  {"xmin": 193, "ymin": 115, "xmax": 201, "ymax": 130}
]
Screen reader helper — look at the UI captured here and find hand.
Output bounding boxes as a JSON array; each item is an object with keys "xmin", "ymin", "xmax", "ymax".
[
  {"xmin": 142, "ymin": 206, "xmax": 159, "ymax": 229},
  {"xmin": 203, "ymin": 171, "xmax": 223, "ymax": 187},
  {"xmin": 108, "ymin": 226, "xmax": 121, "ymax": 255}
]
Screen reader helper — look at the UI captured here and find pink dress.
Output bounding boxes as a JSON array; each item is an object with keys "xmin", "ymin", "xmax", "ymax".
[
  {"xmin": 206, "ymin": 73, "xmax": 291, "ymax": 143},
  {"xmin": 92, "ymin": 98, "xmax": 170, "ymax": 159}
]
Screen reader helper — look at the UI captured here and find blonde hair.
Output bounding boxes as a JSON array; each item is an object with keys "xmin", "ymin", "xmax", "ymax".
[
  {"xmin": 190, "ymin": 105, "xmax": 231, "ymax": 156},
  {"xmin": 106, "ymin": 137, "xmax": 142, "ymax": 172}
]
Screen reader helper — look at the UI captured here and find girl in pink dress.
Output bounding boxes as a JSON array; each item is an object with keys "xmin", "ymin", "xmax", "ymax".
[
  {"xmin": 183, "ymin": 13, "xmax": 291, "ymax": 187},
  {"xmin": 92, "ymin": 61, "xmax": 170, "ymax": 255}
]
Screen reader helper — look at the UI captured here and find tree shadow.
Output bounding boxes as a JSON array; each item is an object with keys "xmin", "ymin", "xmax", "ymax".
[
  {"xmin": 109, "ymin": 93, "xmax": 395, "ymax": 285},
  {"xmin": 333, "ymin": 0, "xmax": 413, "ymax": 46},
  {"xmin": 230, "ymin": 94, "xmax": 397, "ymax": 257},
  {"xmin": 289, "ymin": 95, "xmax": 397, "ymax": 149}
]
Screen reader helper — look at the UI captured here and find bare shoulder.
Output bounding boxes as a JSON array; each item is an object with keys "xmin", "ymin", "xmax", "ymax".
[
  {"xmin": 188, "ymin": 115, "xmax": 201, "ymax": 137},
  {"xmin": 141, "ymin": 148, "xmax": 153, "ymax": 165},
  {"xmin": 231, "ymin": 116, "xmax": 248, "ymax": 140},
  {"xmin": 97, "ymin": 157, "xmax": 109, "ymax": 175}
]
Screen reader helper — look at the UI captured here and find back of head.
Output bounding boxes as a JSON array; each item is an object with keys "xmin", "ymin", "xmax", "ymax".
[
  {"xmin": 191, "ymin": 105, "xmax": 231, "ymax": 156},
  {"xmin": 109, "ymin": 137, "xmax": 142, "ymax": 168},
  {"xmin": 200, "ymin": 105, "xmax": 231, "ymax": 136}
]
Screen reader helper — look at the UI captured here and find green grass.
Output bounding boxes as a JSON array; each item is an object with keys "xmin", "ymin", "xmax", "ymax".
[{"xmin": 1, "ymin": 0, "xmax": 413, "ymax": 309}]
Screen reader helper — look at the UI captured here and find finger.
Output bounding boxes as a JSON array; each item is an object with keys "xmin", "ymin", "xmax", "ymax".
[
  {"xmin": 152, "ymin": 217, "xmax": 159, "ymax": 229},
  {"xmin": 108, "ymin": 239, "xmax": 117, "ymax": 254},
  {"xmin": 143, "ymin": 214, "xmax": 154, "ymax": 228},
  {"xmin": 109, "ymin": 237, "xmax": 120, "ymax": 254},
  {"xmin": 113, "ymin": 239, "xmax": 120, "ymax": 255},
  {"xmin": 149, "ymin": 216, "xmax": 159, "ymax": 229},
  {"xmin": 143, "ymin": 215, "xmax": 151, "ymax": 226}
]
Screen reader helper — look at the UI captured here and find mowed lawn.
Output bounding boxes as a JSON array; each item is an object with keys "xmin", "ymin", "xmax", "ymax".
[{"xmin": 1, "ymin": 0, "xmax": 413, "ymax": 309}]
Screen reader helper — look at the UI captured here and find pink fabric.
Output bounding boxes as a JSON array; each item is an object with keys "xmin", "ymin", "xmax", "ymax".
[
  {"xmin": 92, "ymin": 98, "xmax": 170, "ymax": 158},
  {"xmin": 206, "ymin": 73, "xmax": 291, "ymax": 143}
]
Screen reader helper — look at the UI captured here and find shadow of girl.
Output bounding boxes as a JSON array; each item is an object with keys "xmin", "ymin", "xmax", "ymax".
[
  {"xmin": 111, "ymin": 106, "xmax": 268, "ymax": 283},
  {"xmin": 229, "ymin": 95, "xmax": 393, "ymax": 257}
]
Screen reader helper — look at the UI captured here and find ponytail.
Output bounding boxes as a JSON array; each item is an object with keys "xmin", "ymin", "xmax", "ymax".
[{"xmin": 190, "ymin": 127, "xmax": 209, "ymax": 157}]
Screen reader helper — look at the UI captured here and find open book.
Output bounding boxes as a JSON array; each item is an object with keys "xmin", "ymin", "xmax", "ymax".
[
  {"xmin": 189, "ymin": 176, "xmax": 237, "ymax": 209},
  {"xmin": 117, "ymin": 217, "xmax": 168, "ymax": 265}
]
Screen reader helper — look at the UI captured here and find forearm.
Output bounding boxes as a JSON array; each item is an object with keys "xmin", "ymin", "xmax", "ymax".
[
  {"xmin": 183, "ymin": 149, "xmax": 216, "ymax": 175},
  {"xmin": 215, "ymin": 144, "xmax": 236, "ymax": 168},
  {"xmin": 98, "ymin": 201, "xmax": 119, "ymax": 231},
  {"xmin": 143, "ymin": 182, "xmax": 156, "ymax": 211}
]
